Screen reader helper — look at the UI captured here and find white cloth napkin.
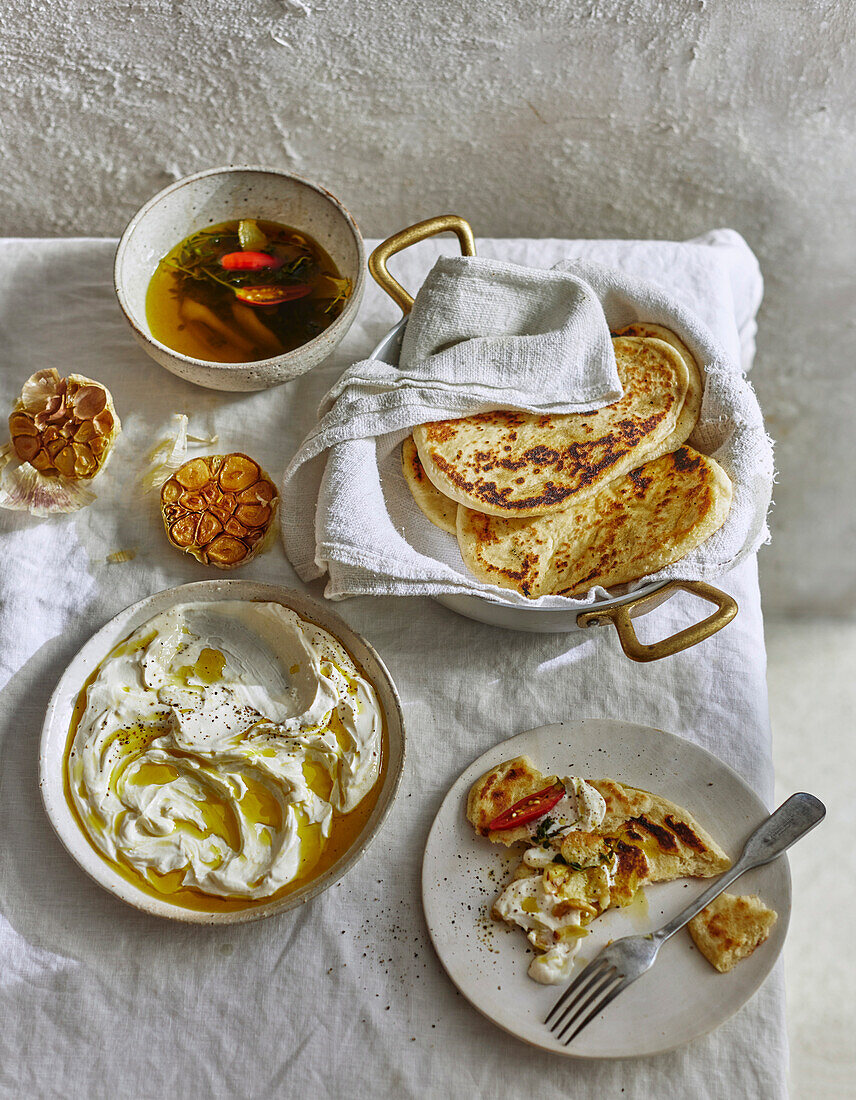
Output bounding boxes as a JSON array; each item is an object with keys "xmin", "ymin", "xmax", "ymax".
[
  {"xmin": 283, "ymin": 232, "xmax": 773, "ymax": 606},
  {"xmin": 324, "ymin": 254, "xmax": 621, "ymax": 421},
  {"xmin": 0, "ymin": 237, "xmax": 786, "ymax": 1100}
]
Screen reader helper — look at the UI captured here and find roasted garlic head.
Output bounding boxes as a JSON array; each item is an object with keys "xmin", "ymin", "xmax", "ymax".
[
  {"xmin": 9, "ymin": 369, "xmax": 120, "ymax": 480},
  {"xmin": 160, "ymin": 452, "xmax": 278, "ymax": 568}
]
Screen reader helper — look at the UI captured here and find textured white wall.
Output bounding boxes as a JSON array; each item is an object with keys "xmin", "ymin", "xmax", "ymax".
[{"xmin": 2, "ymin": 0, "xmax": 854, "ymax": 613}]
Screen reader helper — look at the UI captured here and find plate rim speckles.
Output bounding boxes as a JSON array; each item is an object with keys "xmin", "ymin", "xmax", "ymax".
[
  {"xmin": 421, "ymin": 719, "xmax": 790, "ymax": 1059},
  {"xmin": 39, "ymin": 579, "xmax": 405, "ymax": 925}
]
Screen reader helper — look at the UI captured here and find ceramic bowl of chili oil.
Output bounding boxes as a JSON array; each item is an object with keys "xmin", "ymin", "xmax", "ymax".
[{"xmin": 114, "ymin": 166, "xmax": 366, "ymax": 391}]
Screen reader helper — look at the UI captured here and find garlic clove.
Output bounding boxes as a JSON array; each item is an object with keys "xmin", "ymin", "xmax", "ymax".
[
  {"xmin": 30, "ymin": 449, "xmax": 53, "ymax": 472},
  {"xmin": 234, "ymin": 502, "xmax": 272, "ymax": 528},
  {"xmin": 205, "ymin": 535, "xmax": 251, "ymax": 567},
  {"xmin": 174, "ymin": 458, "xmax": 211, "ymax": 491},
  {"xmin": 92, "ymin": 409, "xmax": 114, "ymax": 435},
  {"xmin": 13, "ymin": 434, "xmax": 40, "ymax": 462},
  {"xmin": 9, "ymin": 413, "xmax": 37, "ymax": 438},
  {"xmin": 70, "ymin": 384, "xmax": 107, "ymax": 419},
  {"xmin": 219, "ymin": 454, "xmax": 259, "ymax": 492}
]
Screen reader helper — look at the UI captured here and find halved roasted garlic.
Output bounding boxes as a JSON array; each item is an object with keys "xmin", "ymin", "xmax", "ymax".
[
  {"xmin": 160, "ymin": 452, "xmax": 278, "ymax": 568},
  {"xmin": 9, "ymin": 369, "xmax": 121, "ymax": 480}
]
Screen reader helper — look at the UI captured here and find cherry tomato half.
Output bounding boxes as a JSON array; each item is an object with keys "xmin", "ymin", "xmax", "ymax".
[
  {"xmin": 234, "ymin": 284, "xmax": 313, "ymax": 306},
  {"xmin": 487, "ymin": 781, "xmax": 565, "ymax": 831},
  {"xmin": 220, "ymin": 251, "xmax": 279, "ymax": 271}
]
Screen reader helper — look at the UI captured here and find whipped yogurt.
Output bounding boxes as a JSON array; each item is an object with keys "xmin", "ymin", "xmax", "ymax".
[
  {"xmin": 493, "ymin": 874, "xmax": 585, "ymax": 984},
  {"xmin": 67, "ymin": 601, "xmax": 383, "ymax": 900},
  {"xmin": 526, "ymin": 776, "xmax": 607, "ymax": 842}
]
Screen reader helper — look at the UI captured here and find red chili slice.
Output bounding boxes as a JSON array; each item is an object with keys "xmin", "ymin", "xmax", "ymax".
[
  {"xmin": 220, "ymin": 251, "xmax": 280, "ymax": 271},
  {"xmin": 487, "ymin": 781, "xmax": 565, "ymax": 831},
  {"xmin": 234, "ymin": 284, "xmax": 313, "ymax": 306}
]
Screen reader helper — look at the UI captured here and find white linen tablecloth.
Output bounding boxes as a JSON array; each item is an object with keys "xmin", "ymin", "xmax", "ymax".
[{"xmin": 0, "ymin": 237, "xmax": 786, "ymax": 1099}]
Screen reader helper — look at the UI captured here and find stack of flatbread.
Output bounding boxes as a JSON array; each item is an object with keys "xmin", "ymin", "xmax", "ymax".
[{"xmin": 402, "ymin": 323, "xmax": 733, "ymax": 599}]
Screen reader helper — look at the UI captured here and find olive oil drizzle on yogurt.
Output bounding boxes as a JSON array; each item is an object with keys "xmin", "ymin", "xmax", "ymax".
[{"xmin": 63, "ymin": 619, "xmax": 387, "ymax": 914}]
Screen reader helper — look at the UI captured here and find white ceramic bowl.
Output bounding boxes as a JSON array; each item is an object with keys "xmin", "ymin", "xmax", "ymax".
[
  {"xmin": 114, "ymin": 166, "xmax": 366, "ymax": 391},
  {"xmin": 39, "ymin": 580, "xmax": 405, "ymax": 924}
]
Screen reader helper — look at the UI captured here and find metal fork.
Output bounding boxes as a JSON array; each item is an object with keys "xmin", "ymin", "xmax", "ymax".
[{"xmin": 545, "ymin": 791, "xmax": 826, "ymax": 1045}]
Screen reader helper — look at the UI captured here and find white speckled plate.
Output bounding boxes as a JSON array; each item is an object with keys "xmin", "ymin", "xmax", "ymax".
[{"xmin": 422, "ymin": 720, "xmax": 790, "ymax": 1058}]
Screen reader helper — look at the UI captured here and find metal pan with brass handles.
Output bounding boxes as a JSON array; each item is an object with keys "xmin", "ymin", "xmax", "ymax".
[{"xmin": 368, "ymin": 215, "xmax": 738, "ymax": 660}]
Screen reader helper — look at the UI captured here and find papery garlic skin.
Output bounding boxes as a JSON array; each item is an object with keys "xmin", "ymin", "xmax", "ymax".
[
  {"xmin": 140, "ymin": 413, "xmax": 218, "ymax": 495},
  {"xmin": 0, "ymin": 443, "xmax": 96, "ymax": 515}
]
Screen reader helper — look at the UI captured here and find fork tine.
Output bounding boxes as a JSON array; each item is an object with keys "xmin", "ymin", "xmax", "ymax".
[
  {"xmin": 553, "ymin": 969, "xmax": 621, "ymax": 1041},
  {"xmin": 549, "ymin": 964, "xmax": 616, "ymax": 1035},
  {"xmin": 562, "ymin": 975, "xmax": 634, "ymax": 1046},
  {"xmin": 544, "ymin": 956, "xmax": 611, "ymax": 1026}
]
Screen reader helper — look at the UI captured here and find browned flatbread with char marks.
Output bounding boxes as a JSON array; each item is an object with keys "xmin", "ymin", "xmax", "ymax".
[
  {"xmin": 589, "ymin": 778, "xmax": 731, "ymax": 881},
  {"xmin": 414, "ymin": 336, "xmax": 690, "ymax": 518},
  {"xmin": 466, "ymin": 756, "xmax": 553, "ymax": 846},
  {"xmin": 615, "ymin": 324, "xmax": 703, "ymax": 447},
  {"xmin": 688, "ymin": 892, "xmax": 778, "ymax": 972},
  {"xmin": 457, "ymin": 445, "xmax": 732, "ymax": 598}
]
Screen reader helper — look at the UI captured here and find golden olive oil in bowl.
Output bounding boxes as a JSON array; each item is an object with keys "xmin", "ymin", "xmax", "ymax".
[{"xmin": 146, "ymin": 218, "xmax": 352, "ymax": 364}]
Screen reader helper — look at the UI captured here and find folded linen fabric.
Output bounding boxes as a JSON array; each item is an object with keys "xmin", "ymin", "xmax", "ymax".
[
  {"xmin": 282, "ymin": 231, "xmax": 773, "ymax": 607},
  {"xmin": 315, "ymin": 255, "xmax": 621, "ymax": 435}
]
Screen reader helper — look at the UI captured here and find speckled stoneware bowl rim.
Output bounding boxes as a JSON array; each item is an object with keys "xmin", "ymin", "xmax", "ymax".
[
  {"xmin": 39, "ymin": 580, "xmax": 405, "ymax": 925},
  {"xmin": 113, "ymin": 165, "xmax": 366, "ymax": 375}
]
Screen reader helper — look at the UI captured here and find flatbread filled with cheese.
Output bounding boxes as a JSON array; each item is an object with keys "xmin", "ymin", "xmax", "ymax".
[{"xmin": 467, "ymin": 755, "xmax": 730, "ymax": 983}]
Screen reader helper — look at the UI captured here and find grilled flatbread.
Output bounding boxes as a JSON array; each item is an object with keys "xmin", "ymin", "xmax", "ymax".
[
  {"xmin": 467, "ymin": 755, "xmax": 554, "ymax": 845},
  {"xmin": 413, "ymin": 336, "xmax": 691, "ymax": 518},
  {"xmin": 401, "ymin": 435, "xmax": 458, "ymax": 534},
  {"xmin": 469, "ymin": 755, "xmax": 731, "ymax": 982},
  {"xmin": 615, "ymin": 324, "xmax": 703, "ymax": 446},
  {"xmin": 467, "ymin": 756, "xmax": 730, "ymax": 878},
  {"xmin": 688, "ymin": 892, "xmax": 777, "ymax": 972},
  {"xmin": 457, "ymin": 445, "xmax": 732, "ymax": 598},
  {"xmin": 588, "ymin": 778, "xmax": 731, "ymax": 881}
]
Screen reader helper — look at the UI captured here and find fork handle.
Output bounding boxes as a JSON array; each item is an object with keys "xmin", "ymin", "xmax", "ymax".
[{"xmin": 654, "ymin": 792, "xmax": 825, "ymax": 943}]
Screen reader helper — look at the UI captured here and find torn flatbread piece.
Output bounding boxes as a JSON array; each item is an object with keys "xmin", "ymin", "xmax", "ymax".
[
  {"xmin": 467, "ymin": 756, "xmax": 556, "ymax": 846},
  {"xmin": 688, "ymin": 892, "xmax": 778, "ymax": 973},
  {"xmin": 589, "ymin": 777, "xmax": 731, "ymax": 881}
]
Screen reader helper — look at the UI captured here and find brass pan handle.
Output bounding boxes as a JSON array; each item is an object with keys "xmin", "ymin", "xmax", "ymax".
[
  {"xmin": 576, "ymin": 580, "xmax": 738, "ymax": 663},
  {"xmin": 369, "ymin": 215, "xmax": 476, "ymax": 315}
]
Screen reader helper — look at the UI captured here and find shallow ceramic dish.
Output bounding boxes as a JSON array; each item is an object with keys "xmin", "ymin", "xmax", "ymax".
[
  {"xmin": 40, "ymin": 579, "xmax": 405, "ymax": 925},
  {"xmin": 114, "ymin": 166, "xmax": 365, "ymax": 391},
  {"xmin": 422, "ymin": 719, "xmax": 790, "ymax": 1058},
  {"xmin": 368, "ymin": 216, "xmax": 738, "ymax": 658}
]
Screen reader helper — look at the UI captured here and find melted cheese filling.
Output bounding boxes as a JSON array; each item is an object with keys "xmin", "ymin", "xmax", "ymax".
[{"xmin": 497, "ymin": 776, "xmax": 610, "ymax": 983}]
